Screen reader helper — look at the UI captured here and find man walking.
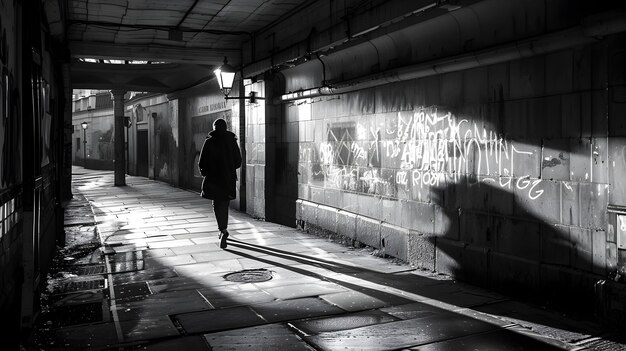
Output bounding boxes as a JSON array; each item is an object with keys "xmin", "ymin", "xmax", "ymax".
[{"xmin": 198, "ymin": 118, "xmax": 242, "ymax": 249}]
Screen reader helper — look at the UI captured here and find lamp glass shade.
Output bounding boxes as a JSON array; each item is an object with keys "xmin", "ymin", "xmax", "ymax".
[
  {"xmin": 214, "ymin": 61, "xmax": 236, "ymax": 96},
  {"xmin": 81, "ymin": 122, "xmax": 88, "ymax": 129}
]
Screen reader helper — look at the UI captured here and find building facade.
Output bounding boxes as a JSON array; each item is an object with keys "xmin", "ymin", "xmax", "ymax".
[{"xmin": 71, "ymin": 90, "xmax": 115, "ymax": 169}]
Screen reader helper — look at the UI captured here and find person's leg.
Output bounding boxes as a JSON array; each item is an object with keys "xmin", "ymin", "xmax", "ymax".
[
  {"xmin": 212, "ymin": 199, "xmax": 230, "ymax": 231},
  {"xmin": 213, "ymin": 199, "xmax": 230, "ymax": 248}
]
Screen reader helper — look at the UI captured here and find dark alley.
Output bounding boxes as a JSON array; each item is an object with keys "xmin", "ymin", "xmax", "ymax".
[{"xmin": 3, "ymin": 0, "xmax": 626, "ymax": 349}]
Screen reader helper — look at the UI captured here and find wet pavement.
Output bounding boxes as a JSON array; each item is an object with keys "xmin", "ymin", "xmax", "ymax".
[{"xmin": 26, "ymin": 167, "xmax": 626, "ymax": 350}]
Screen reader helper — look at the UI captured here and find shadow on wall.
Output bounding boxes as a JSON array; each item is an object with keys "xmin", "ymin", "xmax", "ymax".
[{"xmin": 430, "ymin": 175, "xmax": 605, "ymax": 315}]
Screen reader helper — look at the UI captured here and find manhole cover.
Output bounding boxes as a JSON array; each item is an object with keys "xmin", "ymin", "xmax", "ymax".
[{"xmin": 224, "ymin": 269, "xmax": 273, "ymax": 283}]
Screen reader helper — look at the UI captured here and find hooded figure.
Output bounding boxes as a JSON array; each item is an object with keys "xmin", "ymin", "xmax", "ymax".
[{"xmin": 198, "ymin": 118, "xmax": 242, "ymax": 248}]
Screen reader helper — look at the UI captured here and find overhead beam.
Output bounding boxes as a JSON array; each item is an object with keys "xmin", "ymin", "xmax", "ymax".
[
  {"xmin": 69, "ymin": 41, "xmax": 241, "ymax": 66},
  {"xmin": 68, "ymin": 20, "xmax": 252, "ymax": 37},
  {"xmin": 70, "ymin": 61, "xmax": 215, "ymax": 93}
]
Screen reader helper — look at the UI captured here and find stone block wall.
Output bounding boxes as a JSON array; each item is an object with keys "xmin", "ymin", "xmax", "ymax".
[{"xmin": 292, "ymin": 37, "xmax": 624, "ymax": 309}]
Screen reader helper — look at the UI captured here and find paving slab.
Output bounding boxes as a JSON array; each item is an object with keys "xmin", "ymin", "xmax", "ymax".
[
  {"xmin": 168, "ymin": 221, "xmax": 213, "ymax": 230},
  {"xmin": 409, "ymin": 326, "xmax": 569, "ymax": 351},
  {"xmin": 204, "ymin": 324, "xmax": 311, "ymax": 351},
  {"xmin": 173, "ymin": 232, "xmax": 215, "ymax": 240},
  {"xmin": 305, "ymin": 311, "xmax": 499, "ymax": 350},
  {"xmin": 51, "ymin": 322, "xmax": 119, "ymax": 349},
  {"xmin": 112, "ymin": 267, "xmax": 178, "ymax": 285},
  {"xmin": 191, "ymin": 250, "xmax": 240, "ymax": 263},
  {"xmin": 233, "ymin": 232, "xmax": 281, "ymax": 240},
  {"xmin": 263, "ymin": 281, "xmax": 347, "ymax": 300},
  {"xmin": 114, "ymin": 282, "xmax": 151, "ymax": 300},
  {"xmin": 144, "ymin": 254, "xmax": 197, "ymax": 267},
  {"xmin": 147, "ymin": 276, "xmax": 208, "ymax": 293},
  {"xmin": 173, "ymin": 262, "xmax": 223, "ymax": 277},
  {"xmin": 148, "ymin": 238, "xmax": 195, "ymax": 249},
  {"xmin": 120, "ymin": 315, "xmax": 181, "ymax": 342},
  {"xmin": 175, "ymin": 306, "xmax": 266, "ymax": 334},
  {"xmin": 291, "ymin": 310, "xmax": 399, "ymax": 334},
  {"xmin": 319, "ymin": 290, "xmax": 392, "ymax": 312},
  {"xmin": 142, "ymin": 248, "xmax": 177, "ymax": 258},
  {"xmin": 171, "ymin": 243, "xmax": 217, "ymax": 255},
  {"xmin": 138, "ymin": 336, "xmax": 210, "ymax": 350},
  {"xmin": 205, "ymin": 257, "xmax": 248, "ymax": 272},
  {"xmin": 250, "ymin": 297, "xmax": 345, "ymax": 323},
  {"xmin": 114, "ymin": 289, "xmax": 211, "ymax": 321},
  {"xmin": 198, "ymin": 285, "xmax": 276, "ymax": 308},
  {"xmin": 380, "ymin": 302, "xmax": 446, "ymax": 320},
  {"xmin": 190, "ymin": 236, "xmax": 221, "ymax": 245}
]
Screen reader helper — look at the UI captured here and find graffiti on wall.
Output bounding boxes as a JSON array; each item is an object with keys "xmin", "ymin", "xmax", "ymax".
[{"xmin": 301, "ymin": 107, "xmax": 543, "ymax": 200}]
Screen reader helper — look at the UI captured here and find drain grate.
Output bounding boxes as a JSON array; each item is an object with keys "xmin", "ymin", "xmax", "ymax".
[
  {"xmin": 224, "ymin": 269, "xmax": 273, "ymax": 283},
  {"xmin": 74, "ymin": 265, "xmax": 106, "ymax": 275},
  {"xmin": 58, "ymin": 278, "xmax": 106, "ymax": 293}
]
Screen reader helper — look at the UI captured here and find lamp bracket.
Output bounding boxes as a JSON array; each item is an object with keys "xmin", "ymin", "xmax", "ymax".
[{"xmin": 223, "ymin": 91, "xmax": 264, "ymax": 103}]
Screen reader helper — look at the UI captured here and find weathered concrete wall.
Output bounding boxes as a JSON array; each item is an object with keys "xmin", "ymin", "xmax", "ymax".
[
  {"xmin": 291, "ymin": 36, "xmax": 624, "ymax": 308},
  {"xmin": 245, "ymin": 81, "xmax": 267, "ymax": 219},
  {"xmin": 148, "ymin": 102, "xmax": 176, "ymax": 184},
  {"xmin": 72, "ymin": 106, "xmax": 114, "ymax": 170},
  {"xmin": 125, "ymin": 94, "xmax": 166, "ymax": 177}
]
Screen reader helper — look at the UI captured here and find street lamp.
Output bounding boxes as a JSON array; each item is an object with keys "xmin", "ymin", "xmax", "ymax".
[
  {"xmin": 81, "ymin": 121, "xmax": 88, "ymax": 168},
  {"xmin": 213, "ymin": 57, "xmax": 264, "ymax": 103}
]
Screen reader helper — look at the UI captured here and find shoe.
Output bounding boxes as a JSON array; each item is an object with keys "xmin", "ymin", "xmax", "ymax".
[{"xmin": 219, "ymin": 230, "xmax": 229, "ymax": 249}]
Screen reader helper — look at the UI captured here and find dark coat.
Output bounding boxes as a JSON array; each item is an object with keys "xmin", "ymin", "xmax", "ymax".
[{"xmin": 198, "ymin": 130, "xmax": 242, "ymax": 200}]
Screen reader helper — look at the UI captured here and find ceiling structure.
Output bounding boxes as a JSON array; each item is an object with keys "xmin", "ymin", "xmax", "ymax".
[
  {"xmin": 50, "ymin": 0, "xmax": 478, "ymax": 93},
  {"xmin": 47, "ymin": 0, "xmax": 615, "ymax": 94},
  {"xmin": 66, "ymin": 0, "xmax": 312, "ymax": 66},
  {"xmin": 47, "ymin": 0, "xmax": 314, "ymax": 92}
]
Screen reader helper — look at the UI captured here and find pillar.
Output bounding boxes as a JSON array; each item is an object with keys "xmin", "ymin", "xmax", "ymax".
[{"xmin": 111, "ymin": 90, "xmax": 126, "ymax": 186}]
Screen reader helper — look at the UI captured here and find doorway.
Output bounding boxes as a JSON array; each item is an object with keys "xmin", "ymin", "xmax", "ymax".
[{"xmin": 136, "ymin": 130, "xmax": 148, "ymax": 177}]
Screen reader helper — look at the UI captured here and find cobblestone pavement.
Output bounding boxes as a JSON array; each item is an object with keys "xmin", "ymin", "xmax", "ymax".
[{"xmin": 27, "ymin": 168, "xmax": 625, "ymax": 350}]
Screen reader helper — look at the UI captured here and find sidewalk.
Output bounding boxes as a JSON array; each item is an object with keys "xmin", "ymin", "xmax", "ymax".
[{"xmin": 30, "ymin": 168, "xmax": 619, "ymax": 350}]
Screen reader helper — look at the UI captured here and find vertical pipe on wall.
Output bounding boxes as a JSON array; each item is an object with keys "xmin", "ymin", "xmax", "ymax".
[{"xmin": 238, "ymin": 73, "xmax": 246, "ymax": 212}]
